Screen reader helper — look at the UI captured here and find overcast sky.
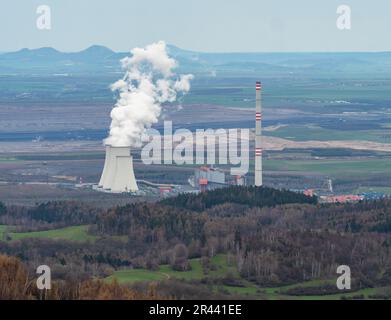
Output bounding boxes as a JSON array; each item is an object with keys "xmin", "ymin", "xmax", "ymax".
[{"xmin": 0, "ymin": 0, "xmax": 389, "ymax": 52}]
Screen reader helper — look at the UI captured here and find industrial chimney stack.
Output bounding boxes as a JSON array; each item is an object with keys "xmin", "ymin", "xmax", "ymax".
[{"xmin": 255, "ymin": 81, "xmax": 263, "ymax": 186}]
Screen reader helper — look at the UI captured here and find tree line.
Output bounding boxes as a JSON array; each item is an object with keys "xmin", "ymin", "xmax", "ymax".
[
  {"xmin": 0, "ymin": 188, "xmax": 390, "ymax": 297},
  {"xmin": 0, "ymin": 254, "xmax": 165, "ymax": 300},
  {"xmin": 160, "ymin": 186, "xmax": 317, "ymax": 211}
]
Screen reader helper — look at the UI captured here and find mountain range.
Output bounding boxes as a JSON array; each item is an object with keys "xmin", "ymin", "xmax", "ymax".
[{"xmin": 1, "ymin": 45, "xmax": 391, "ymax": 77}]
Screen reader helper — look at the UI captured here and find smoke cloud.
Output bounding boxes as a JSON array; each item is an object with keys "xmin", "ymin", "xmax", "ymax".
[{"xmin": 105, "ymin": 41, "xmax": 193, "ymax": 147}]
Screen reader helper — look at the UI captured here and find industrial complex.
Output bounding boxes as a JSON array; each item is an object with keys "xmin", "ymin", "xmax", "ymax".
[
  {"xmin": 95, "ymin": 81, "xmax": 263, "ymax": 195},
  {"xmin": 89, "ymin": 81, "xmax": 389, "ymax": 203}
]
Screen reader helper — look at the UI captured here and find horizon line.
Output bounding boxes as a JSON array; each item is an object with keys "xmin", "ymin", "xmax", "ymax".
[{"xmin": 1, "ymin": 44, "xmax": 391, "ymax": 55}]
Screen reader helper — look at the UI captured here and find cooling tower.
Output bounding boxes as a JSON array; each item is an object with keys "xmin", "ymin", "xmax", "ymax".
[
  {"xmin": 255, "ymin": 81, "xmax": 263, "ymax": 186},
  {"xmin": 99, "ymin": 145, "xmax": 138, "ymax": 192},
  {"xmin": 98, "ymin": 145, "xmax": 111, "ymax": 188}
]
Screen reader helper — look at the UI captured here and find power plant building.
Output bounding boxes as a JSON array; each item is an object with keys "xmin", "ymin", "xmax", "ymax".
[
  {"xmin": 97, "ymin": 81, "xmax": 264, "ymax": 193},
  {"xmin": 191, "ymin": 166, "xmax": 246, "ymax": 191},
  {"xmin": 195, "ymin": 166, "xmax": 226, "ymax": 185}
]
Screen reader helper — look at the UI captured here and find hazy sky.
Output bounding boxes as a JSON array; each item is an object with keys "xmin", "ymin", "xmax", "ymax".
[{"xmin": 1, "ymin": 0, "xmax": 390, "ymax": 52}]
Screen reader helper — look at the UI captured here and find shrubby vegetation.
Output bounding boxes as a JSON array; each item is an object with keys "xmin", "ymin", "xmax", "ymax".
[
  {"xmin": 280, "ymin": 284, "xmax": 349, "ymax": 296},
  {"xmin": 0, "ymin": 254, "xmax": 164, "ymax": 300}
]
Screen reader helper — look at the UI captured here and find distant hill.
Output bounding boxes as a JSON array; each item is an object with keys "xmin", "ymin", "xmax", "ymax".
[
  {"xmin": 160, "ymin": 185, "xmax": 317, "ymax": 211},
  {"xmin": 1, "ymin": 44, "xmax": 391, "ymax": 76},
  {"xmin": 0, "ymin": 45, "xmax": 127, "ymax": 75}
]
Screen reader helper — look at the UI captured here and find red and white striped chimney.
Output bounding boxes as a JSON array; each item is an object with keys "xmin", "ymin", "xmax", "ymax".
[{"xmin": 255, "ymin": 81, "xmax": 263, "ymax": 186}]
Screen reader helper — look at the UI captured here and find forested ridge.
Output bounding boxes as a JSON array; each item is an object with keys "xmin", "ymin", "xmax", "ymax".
[
  {"xmin": 160, "ymin": 186, "xmax": 317, "ymax": 211},
  {"xmin": 0, "ymin": 186, "xmax": 391, "ymax": 299}
]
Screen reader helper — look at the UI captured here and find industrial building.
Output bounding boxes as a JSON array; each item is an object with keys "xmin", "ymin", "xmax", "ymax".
[
  {"xmin": 188, "ymin": 81, "xmax": 261, "ymax": 192},
  {"xmin": 97, "ymin": 80, "xmax": 262, "ymax": 195},
  {"xmin": 190, "ymin": 166, "xmax": 246, "ymax": 191}
]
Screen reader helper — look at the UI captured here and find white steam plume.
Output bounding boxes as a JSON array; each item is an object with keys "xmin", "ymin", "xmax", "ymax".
[{"xmin": 104, "ymin": 41, "xmax": 193, "ymax": 147}]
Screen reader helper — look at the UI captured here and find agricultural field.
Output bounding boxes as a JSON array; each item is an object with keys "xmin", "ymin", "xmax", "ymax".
[
  {"xmin": 182, "ymin": 78, "xmax": 391, "ymax": 110},
  {"xmin": 264, "ymin": 158, "xmax": 391, "ymax": 178},
  {"xmin": 0, "ymin": 157, "xmax": 18, "ymax": 162},
  {"xmin": 264, "ymin": 125, "xmax": 391, "ymax": 143},
  {"xmin": 0, "ymin": 225, "xmax": 96, "ymax": 242},
  {"xmin": 353, "ymin": 186, "xmax": 391, "ymax": 194},
  {"xmin": 0, "ymin": 224, "xmax": 132, "ymax": 243}
]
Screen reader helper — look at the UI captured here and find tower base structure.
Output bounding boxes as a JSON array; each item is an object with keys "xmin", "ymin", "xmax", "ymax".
[{"xmin": 98, "ymin": 145, "xmax": 138, "ymax": 193}]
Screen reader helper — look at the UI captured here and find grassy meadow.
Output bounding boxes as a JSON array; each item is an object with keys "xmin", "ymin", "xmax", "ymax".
[
  {"xmin": 0, "ymin": 225, "xmax": 96, "ymax": 242},
  {"xmin": 105, "ymin": 254, "xmax": 391, "ymax": 300}
]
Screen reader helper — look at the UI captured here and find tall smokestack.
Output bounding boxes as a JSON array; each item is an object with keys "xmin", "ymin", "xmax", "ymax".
[{"xmin": 255, "ymin": 81, "xmax": 263, "ymax": 186}]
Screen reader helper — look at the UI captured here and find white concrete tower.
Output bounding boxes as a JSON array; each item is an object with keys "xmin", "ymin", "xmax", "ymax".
[
  {"xmin": 98, "ymin": 145, "xmax": 111, "ymax": 188},
  {"xmin": 255, "ymin": 81, "xmax": 263, "ymax": 186},
  {"xmin": 99, "ymin": 145, "xmax": 138, "ymax": 192}
]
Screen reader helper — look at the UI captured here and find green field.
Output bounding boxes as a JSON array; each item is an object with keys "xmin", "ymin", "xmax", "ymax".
[
  {"xmin": 264, "ymin": 158, "xmax": 391, "ymax": 178},
  {"xmin": 106, "ymin": 254, "xmax": 389, "ymax": 300},
  {"xmin": 0, "ymin": 225, "xmax": 8, "ymax": 240},
  {"xmin": 182, "ymin": 79, "xmax": 391, "ymax": 109},
  {"xmin": 264, "ymin": 125, "xmax": 391, "ymax": 143},
  {"xmin": 0, "ymin": 157, "xmax": 18, "ymax": 161},
  {"xmin": 107, "ymin": 254, "xmax": 238, "ymax": 284},
  {"xmin": 0, "ymin": 225, "xmax": 96, "ymax": 242},
  {"xmin": 353, "ymin": 186, "xmax": 391, "ymax": 194},
  {"xmin": 15, "ymin": 152, "xmax": 105, "ymax": 161}
]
